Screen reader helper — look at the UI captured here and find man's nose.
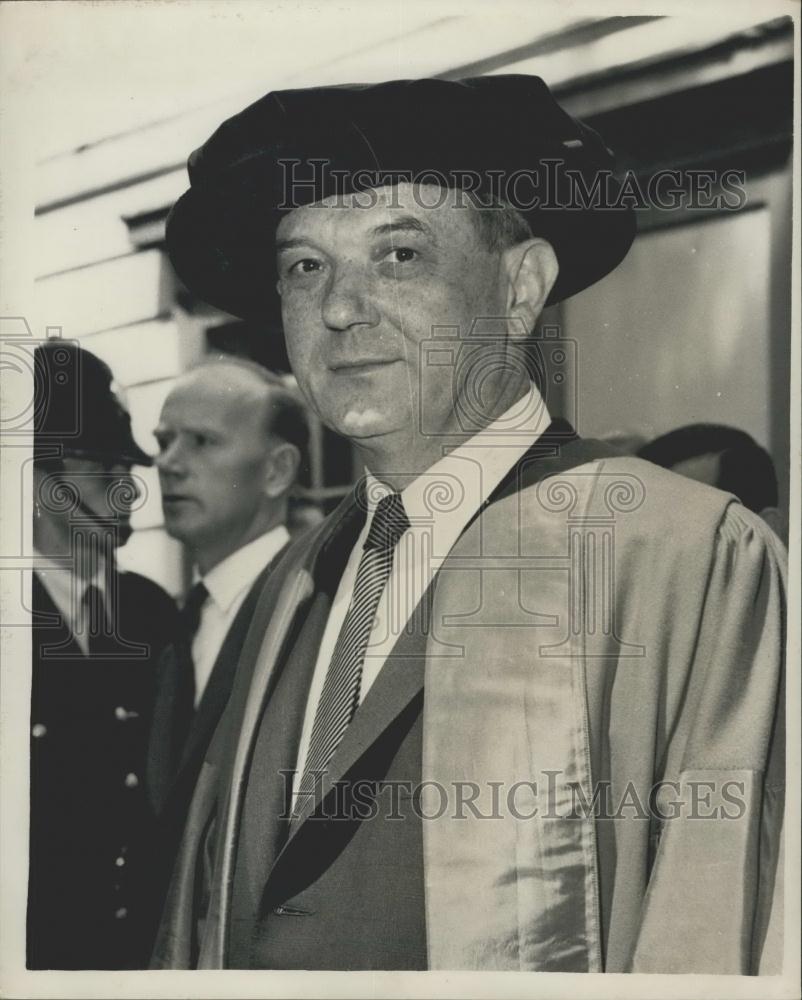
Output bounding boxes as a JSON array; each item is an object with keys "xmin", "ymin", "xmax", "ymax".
[
  {"xmin": 321, "ymin": 262, "xmax": 378, "ymax": 331},
  {"xmin": 154, "ymin": 439, "xmax": 184, "ymax": 476}
]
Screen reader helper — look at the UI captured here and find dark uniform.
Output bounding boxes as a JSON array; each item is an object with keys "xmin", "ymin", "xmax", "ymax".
[
  {"xmin": 27, "ymin": 341, "xmax": 178, "ymax": 969},
  {"xmin": 28, "ymin": 573, "xmax": 176, "ymax": 969}
]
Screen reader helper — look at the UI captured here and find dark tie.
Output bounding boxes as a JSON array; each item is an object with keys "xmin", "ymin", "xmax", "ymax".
[
  {"xmin": 81, "ymin": 583, "xmax": 112, "ymax": 655},
  {"xmin": 175, "ymin": 580, "xmax": 209, "ymax": 716},
  {"xmin": 297, "ymin": 492, "xmax": 410, "ymax": 799},
  {"xmin": 181, "ymin": 580, "xmax": 209, "ymax": 638}
]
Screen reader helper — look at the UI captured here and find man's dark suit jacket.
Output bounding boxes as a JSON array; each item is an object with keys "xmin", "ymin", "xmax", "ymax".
[
  {"xmin": 28, "ymin": 569, "xmax": 177, "ymax": 970},
  {"xmin": 144, "ymin": 550, "xmax": 287, "ymax": 950}
]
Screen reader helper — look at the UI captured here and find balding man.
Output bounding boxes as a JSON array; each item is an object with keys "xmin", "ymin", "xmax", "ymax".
[{"xmin": 143, "ymin": 357, "xmax": 307, "ymax": 938}]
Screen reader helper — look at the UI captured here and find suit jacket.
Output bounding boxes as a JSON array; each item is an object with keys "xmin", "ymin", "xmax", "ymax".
[
  {"xmin": 28, "ymin": 569, "xmax": 177, "ymax": 970},
  {"xmin": 229, "ymin": 534, "xmax": 435, "ymax": 969},
  {"xmin": 146, "ymin": 560, "xmax": 281, "ymax": 818},
  {"xmin": 153, "ymin": 433, "xmax": 786, "ymax": 973},
  {"xmin": 143, "ymin": 549, "xmax": 288, "ymax": 950}
]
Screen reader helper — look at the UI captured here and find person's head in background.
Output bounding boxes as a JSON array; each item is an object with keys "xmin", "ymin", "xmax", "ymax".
[
  {"xmin": 33, "ymin": 340, "xmax": 149, "ymax": 573},
  {"xmin": 637, "ymin": 423, "xmax": 783, "ymax": 540},
  {"xmin": 154, "ymin": 357, "xmax": 309, "ymax": 574}
]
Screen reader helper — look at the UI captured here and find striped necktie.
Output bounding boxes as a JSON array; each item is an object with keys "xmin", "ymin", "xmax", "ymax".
[{"xmin": 298, "ymin": 491, "xmax": 410, "ymax": 798}]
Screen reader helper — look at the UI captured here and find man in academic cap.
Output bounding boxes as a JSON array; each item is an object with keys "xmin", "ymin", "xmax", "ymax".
[
  {"xmin": 153, "ymin": 77, "xmax": 785, "ymax": 974},
  {"xmin": 28, "ymin": 340, "xmax": 176, "ymax": 969}
]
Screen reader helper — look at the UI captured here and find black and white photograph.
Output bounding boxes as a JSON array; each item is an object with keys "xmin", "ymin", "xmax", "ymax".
[{"xmin": 0, "ymin": 2, "xmax": 798, "ymax": 997}]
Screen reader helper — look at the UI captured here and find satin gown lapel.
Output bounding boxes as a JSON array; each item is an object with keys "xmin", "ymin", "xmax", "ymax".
[{"xmin": 422, "ymin": 431, "xmax": 616, "ymax": 972}]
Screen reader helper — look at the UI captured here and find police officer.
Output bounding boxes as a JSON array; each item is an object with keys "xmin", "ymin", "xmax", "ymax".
[{"xmin": 28, "ymin": 340, "xmax": 177, "ymax": 969}]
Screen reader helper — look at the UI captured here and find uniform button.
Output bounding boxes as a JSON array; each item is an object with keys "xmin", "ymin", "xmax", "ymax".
[
  {"xmin": 114, "ymin": 706, "xmax": 139, "ymax": 721},
  {"xmin": 124, "ymin": 772, "xmax": 139, "ymax": 788},
  {"xmin": 32, "ymin": 723, "xmax": 47, "ymax": 738},
  {"xmin": 114, "ymin": 907, "xmax": 128, "ymax": 920},
  {"xmin": 115, "ymin": 855, "xmax": 126, "ymax": 867}
]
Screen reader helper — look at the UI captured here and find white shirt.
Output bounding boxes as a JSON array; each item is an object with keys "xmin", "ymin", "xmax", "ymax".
[
  {"xmin": 292, "ymin": 384, "xmax": 552, "ymax": 799},
  {"xmin": 191, "ymin": 526, "xmax": 289, "ymax": 705},
  {"xmin": 33, "ymin": 549, "xmax": 112, "ymax": 656}
]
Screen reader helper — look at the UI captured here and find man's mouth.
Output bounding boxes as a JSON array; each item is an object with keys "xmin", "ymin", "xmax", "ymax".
[
  {"xmin": 329, "ymin": 358, "xmax": 400, "ymax": 372},
  {"xmin": 162, "ymin": 494, "xmax": 195, "ymax": 506}
]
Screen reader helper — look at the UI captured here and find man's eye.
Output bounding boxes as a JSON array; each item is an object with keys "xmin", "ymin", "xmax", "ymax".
[
  {"xmin": 384, "ymin": 247, "xmax": 417, "ymax": 264},
  {"xmin": 192, "ymin": 434, "xmax": 209, "ymax": 448},
  {"xmin": 289, "ymin": 258, "xmax": 323, "ymax": 275}
]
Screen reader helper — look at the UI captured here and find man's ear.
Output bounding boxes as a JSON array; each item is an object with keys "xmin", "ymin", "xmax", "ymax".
[
  {"xmin": 503, "ymin": 238, "xmax": 559, "ymax": 338},
  {"xmin": 264, "ymin": 441, "xmax": 300, "ymax": 499}
]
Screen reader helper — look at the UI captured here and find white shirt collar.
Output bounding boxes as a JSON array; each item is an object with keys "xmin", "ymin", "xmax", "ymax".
[{"xmin": 200, "ymin": 525, "xmax": 290, "ymax": 614}]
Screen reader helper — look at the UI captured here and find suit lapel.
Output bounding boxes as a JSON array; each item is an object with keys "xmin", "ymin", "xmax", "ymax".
[
  {"xmin": 228, "ymin": 589, "xmax": 335, "ymax": 944},
  {"xmin": 284, "ymin": 585, "xmax": 431, "ymax": 838},
  {"xmin": 258, "ymin": 590, "xmax": 429, "ymax": 918},
  {"xmin": 200, "ymin": 491, "xmax": 365, "ymax": 967}
]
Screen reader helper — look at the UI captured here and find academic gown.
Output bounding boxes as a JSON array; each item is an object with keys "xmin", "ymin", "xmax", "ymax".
[{"xmin": 152, "ymin": 435, "xmax": 785, "ymax": 974}]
